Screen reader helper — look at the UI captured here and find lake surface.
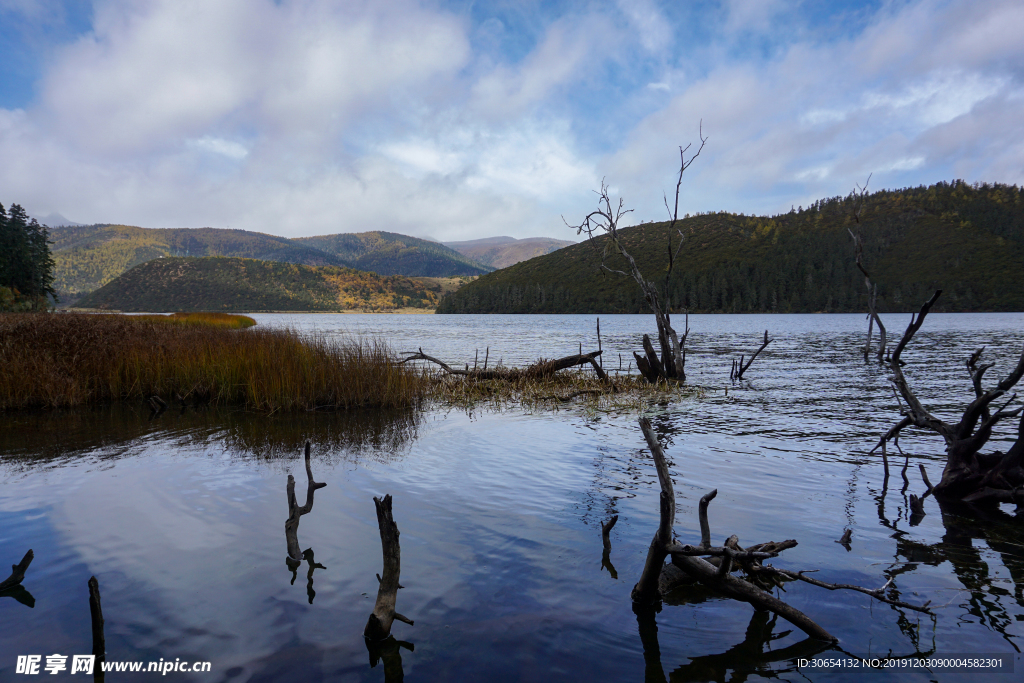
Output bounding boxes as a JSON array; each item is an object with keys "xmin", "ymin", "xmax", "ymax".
[{"xmin": 3, "ymin": 312, "xmax": 1024, "ymax": 681}]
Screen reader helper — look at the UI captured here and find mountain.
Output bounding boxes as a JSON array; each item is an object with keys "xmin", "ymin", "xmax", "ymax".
[
  {"xmin": 443, "ymin": 235, "xmax": 576, "ymax": 269},
  {"xmin": 32, "ymin": 212, "xmax": 83, "ymax": 227},
  {"xmin": 48, "ymin": 225, "xmax": 490, "ymax": 303},
  {"xmin": 49, "ymin": 224, "xmax": 345, "ymax": 302},
  {"xmin": 76, "ymin": 257, "xmax": 461, "ymax": 312},
  {"xmin": 437, "ymin": 180, "xmax": 1024, "ymax": 314},
  {"xmin": 295, "ymin": 231, "xmax": 492, "ymax": 277}
]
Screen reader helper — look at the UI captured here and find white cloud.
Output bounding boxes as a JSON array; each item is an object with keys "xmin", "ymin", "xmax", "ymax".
[{"xmin": 1, "ymin": 0, "xmax": 1022, "ymax": 239}]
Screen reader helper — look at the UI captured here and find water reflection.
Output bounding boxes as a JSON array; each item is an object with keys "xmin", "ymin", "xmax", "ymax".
[
  {"xmin": 636, "ymin": 603, "xmax": 833, "ymax": 683},
  {"xmin": 365, "ymin": 636, "xmax": 414, "ymax": 683},
  {"xmin": 0, "ymin": 403, "xmax": 421, "ymax": 467},
  {"xmin": 284, "ymin": 443, "xmax": 327, "ymax": 604}
]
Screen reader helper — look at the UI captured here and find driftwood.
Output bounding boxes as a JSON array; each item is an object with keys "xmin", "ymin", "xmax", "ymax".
[
  {"xmin": 731, "ymin": 330, "xmax": 772, "ymax": 380},
  {"xmin": 0, "ymin": 549, "xmax": 33, "ymax": 592},
  {"xmin": 285, "ymin": 442, "xmax": 327, "ymax": 563},
  {"xmin": 402, "ymin": 348, "xmax": 603, "ymax": 381},
  {"xmin": 870, "ymin": 291, "xmax": 1024, "ymax": 504},
  {"xmin": 89, "ymin": 576, "xmax": 106, "ymax": 680},
  {"xmin": 632, "ymin": 417, "xmax": 932, "ymax": 643},
  {"xmin": 364, "ymin": 494, "xmax": 414, "ymax": 641}
]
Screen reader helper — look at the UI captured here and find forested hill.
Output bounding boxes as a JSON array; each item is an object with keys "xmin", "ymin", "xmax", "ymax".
[
  {"xmin": 50, "ymin": 225, "xmax": 491, "ymax": 302},
  {"xmin": 76, "ymin": 257, "xmax": 457, "ymax": 312},
  {"xmin": 437, "ymin": 181, "xmax": 1024, "ymax": 314},
  {"xmin": 294, "ymin": 231, "xmax": 492, "ymax": 278}
]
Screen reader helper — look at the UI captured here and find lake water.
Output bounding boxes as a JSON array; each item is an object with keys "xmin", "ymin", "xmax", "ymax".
[{"xmin": 2, "ymin": 312, "xmax": 1024, "ymax": 681}]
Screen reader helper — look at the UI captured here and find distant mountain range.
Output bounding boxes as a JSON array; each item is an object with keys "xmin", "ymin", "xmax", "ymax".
[
  {"xmin": 49, "ymin": 224, "xmax": 493, "ymax": 303},
  {"xmin": 443, "ymin": 236, "xmax": 575, "ymax": 269},
  {"xmin": 77, "ymin": 257, "xmax": 461, "ymax": 312},
  {"xmin": 438, "ymin": 180, "xmax": 1024, "ymax": 314}
]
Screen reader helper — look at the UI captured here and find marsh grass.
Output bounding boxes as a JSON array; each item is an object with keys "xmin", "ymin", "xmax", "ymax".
[
  {"xmin": 426, "ymin": 367, "xmax": 704, "ymax": 415},
  {"xmin": 0, "ymin": 313, "xmax": 423, "ymax": 411},
  {"xmin": 133, "ymin": 312, "xmax": 257, "ymax": 328}
]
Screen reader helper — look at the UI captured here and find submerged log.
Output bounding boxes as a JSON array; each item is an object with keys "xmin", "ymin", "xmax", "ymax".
[
  {"xmin": 632, "ymin": 417, "xmax": 932, "ymax": 644},
  {"xmin": 731, "ymin": 330, "xmax": 772, "ymax": 380},
  {"xmin": 0, "ymin": 549, "xmax": 33, "ymax": 592},
  {"xmin": 364, "ymin": 494, "xmax": 414, "ymax": 641}
]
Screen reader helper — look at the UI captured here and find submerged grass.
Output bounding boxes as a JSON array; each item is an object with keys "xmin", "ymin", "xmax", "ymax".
[
  {"xmin": 425, "ymin": 366, "xmax": 705, "ymax": 415},
  {"xmin": 0, "ymin": 313, "xmax": 423, "ymax": 411}
]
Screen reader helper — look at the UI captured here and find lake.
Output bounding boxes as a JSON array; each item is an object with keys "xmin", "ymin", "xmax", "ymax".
[{"xmin": 2, "ymin": 312, "xmax": 1024, "ymax": 681}]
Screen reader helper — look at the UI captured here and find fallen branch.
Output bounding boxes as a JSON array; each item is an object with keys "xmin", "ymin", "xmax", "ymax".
[{"xmin": 402, "ymin": 348, "xmax": 603, "ymax": 381}]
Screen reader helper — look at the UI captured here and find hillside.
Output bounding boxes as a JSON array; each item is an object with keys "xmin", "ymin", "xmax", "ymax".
[
  {"xmin": 444, "ymin": 236, "xmax": 576, "ymax": 269},
  {"xmin": 50, "ymin": 225, "xmax": 492, "ymax": 303},
  {"xmin": 295, "ymin": 231, "xmax": 492, "ymax": 277},
  {"xmin": 76, "ymin": 257, "xmax": 457, "ymax": 312},
  {"xmin": 437, "ymin": 181, "xmax": 1024, "ymax": 314},
  {"xmin": 50, "ymin": 224, "xmax": 346, "ymax": 301}
]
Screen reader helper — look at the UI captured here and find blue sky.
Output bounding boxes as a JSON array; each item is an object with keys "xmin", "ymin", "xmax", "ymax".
[{"xmin": 0, "ymin": 0, "xmax": 1021, "ymax": 240}]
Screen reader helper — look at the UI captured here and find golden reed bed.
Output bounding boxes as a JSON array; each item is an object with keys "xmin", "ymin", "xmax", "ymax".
[{"xmin": 0, "ymin": 313, "xmax": 424, "ymax": 412}]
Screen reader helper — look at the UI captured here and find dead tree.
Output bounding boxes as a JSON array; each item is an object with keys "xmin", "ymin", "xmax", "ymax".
[
  {"xmin": 566, "ymin": 128, "xmax": 706, "ymax": 384},
  {"xmin": 847, "ymin": 175, "xmax": 887, "ymax": 361},
  {"xmin": 730, "ymin": 330, "xmax": 772, "ymax": 380},
  {"xmin": 871, "ymin": 291, "xmax": 1024, "ymax": 504},
  {"xmin": 285, "ymin": 442, "xmax": 326, "ymax": 563},
  {"xmin": 632, "ymin": 417, "xmax": 931, "ymax": 643},
  {"xmin": 364, "ymin": 494, "xmax": 414, "ymax": 641}
]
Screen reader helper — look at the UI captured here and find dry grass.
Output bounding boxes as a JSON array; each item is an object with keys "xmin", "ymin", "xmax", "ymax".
[{"xmin": 0, "ymin": 313, "xmax": 423, "ymax": 411}]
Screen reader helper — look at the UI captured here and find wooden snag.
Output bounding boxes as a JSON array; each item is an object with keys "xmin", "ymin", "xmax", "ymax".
[
  {"xmin": 364, "ymin": 494, "xmax": 414, "ymax": 641},
  {"xmin": 285, "ymin": 442, "xmax": 327, "ymax": 562},
  {"xmin": 89, "ymin": 576, "xmax": 106, "ymax": 681},
  {"xmin": 0, "ymin": 549, "xmax": 33, "ymax": 592}
]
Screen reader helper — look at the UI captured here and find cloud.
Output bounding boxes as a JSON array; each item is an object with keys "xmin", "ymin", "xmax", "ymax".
[{"xmin": 0, "ymin": 0, "xmax": 1022, "ymax": 238}]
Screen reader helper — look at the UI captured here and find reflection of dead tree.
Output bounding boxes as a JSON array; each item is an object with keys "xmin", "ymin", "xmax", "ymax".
[
  {"xmin": 847, "ymin": 175, "xmax": 887, "ymax": 361},
  {"xmin": 601, "ymin": 516, "xmax": 618, "ymax": 579},
  {"xmin": 285, "ymin": 442, "xmax": 326, "ymax": 563},
  {"xmin": 566, "ymin": 129, "xmax": 706, "ymax": 384},
  {"xmin": 730, "ymin": 330, "xmax": 772, "ymax": 381},
  {"xmin": 871, "ymin": 291, "xmax": 1024, "ymax": 504},
  {"xmin": 364, "ymin": 494, "xmax": 414, "ymax": 641},
  {"xmin": 632, "ymin": 417, "xmax": 932, "ymax": 643},
  {"xmin": 637, "ymin": 607, "xmax": 833, "ymax": 683},
  {"xmin": 401, "ymin": 348, "xmax": 603, "ymax": 381},
  {"xmin": 366, "ymin": 635, "xmax": 415, "ymax": 683}
]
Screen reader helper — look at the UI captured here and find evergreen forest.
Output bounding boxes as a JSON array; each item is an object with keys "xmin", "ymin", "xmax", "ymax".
[
  {"xmin": 0, "ymin": 203, "xmax": 56, "ymax": 311},
  {"xmin": 437, "ymin": 181, "xmax": 1024, "ymax": 314}
]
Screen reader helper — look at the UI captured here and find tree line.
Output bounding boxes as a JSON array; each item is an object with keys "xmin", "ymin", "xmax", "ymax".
[
  {"xmin": 0, "ymin": 203, "xmax": 56, "ymax": 311},
  {"xmin": 438, "ymin": 180, "xmax": 1024, "ymax": 314}
]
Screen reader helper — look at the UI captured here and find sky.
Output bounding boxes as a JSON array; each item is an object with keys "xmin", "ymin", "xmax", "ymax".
[{"xmin": 0, "ymin": 0, "xmax": 1021, "ymax": 241}]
